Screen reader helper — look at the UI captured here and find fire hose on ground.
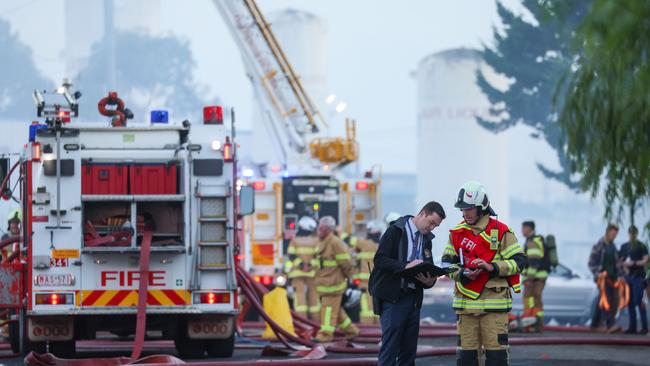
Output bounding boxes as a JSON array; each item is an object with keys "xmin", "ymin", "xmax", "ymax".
[{"xmin": 16, "ymin": 255, "xmax": 650, "ymax": 365}]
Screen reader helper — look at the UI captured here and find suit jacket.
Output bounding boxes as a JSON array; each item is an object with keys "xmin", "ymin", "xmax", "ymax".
[{"xmin": 368, "ymin": 215, "xmax": 435, "ymax": 314}]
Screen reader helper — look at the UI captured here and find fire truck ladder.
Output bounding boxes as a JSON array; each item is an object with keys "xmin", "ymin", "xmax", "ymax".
[
  {"xmin": 191, "ymin": 181, "xmax": 236, "ymax": 290},
  {"xmin": 213, "ymin": 0, "xmax": 358, "ymax": 169}
]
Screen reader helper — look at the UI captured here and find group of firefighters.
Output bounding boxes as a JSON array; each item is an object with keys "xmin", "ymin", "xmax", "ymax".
[
  {"xmin": 284, "ymin": 214, "xmax": 387, "ymax": 342},
  {"xmin": 280, "ymin": 181, "xmax": 565, "ymax": 365}
]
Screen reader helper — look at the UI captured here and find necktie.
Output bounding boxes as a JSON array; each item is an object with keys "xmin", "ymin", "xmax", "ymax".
[{"xmin": 410, "ymin": 231, "xmax": 420, "ymax": 261}]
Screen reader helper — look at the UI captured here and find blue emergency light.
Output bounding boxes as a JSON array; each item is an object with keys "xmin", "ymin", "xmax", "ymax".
[
  {"xmin": 29, "ymin": 124, "xmax": 47, "ymax": 142},
  {"xmin": 150, "ymin": 110, "xmax": 169, "ymax": 124}
]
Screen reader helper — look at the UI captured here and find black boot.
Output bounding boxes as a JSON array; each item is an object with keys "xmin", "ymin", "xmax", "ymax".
[
  {"xmin": 485, "ymin": 349, "xmax": 509, "ymax": 366},
  {"xmin": 457, "ymin": 349, "xmax": 479, "ymax": 366}
]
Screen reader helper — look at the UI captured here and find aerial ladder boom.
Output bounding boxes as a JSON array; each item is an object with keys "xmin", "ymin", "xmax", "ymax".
[{"xmin": 213, "ymin": 0, "xmax": 358, "ymax": 169}]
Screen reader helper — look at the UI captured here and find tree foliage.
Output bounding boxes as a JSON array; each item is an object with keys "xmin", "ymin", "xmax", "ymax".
[
  {"xmin": 556, "ymin": 0, "xmax": 650, "ymax": 226},
  {"xmin": 477, "ymin": 0, "xmax": 589, "ymax": 188},
  {"xmin": 75, "ymin": 30, "xmax": 209, "ymax": 122},
  {"xmin": 0, "ymin": 18, "xmax": 53, "ymax": 120}
]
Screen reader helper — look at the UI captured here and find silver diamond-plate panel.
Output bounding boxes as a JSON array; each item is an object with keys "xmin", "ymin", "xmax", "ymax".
[
  {"xmin": 200, "ymin": 222, "xmax": 226, "ymax": 242},
  {"xmin": 201, "ymin": 246, "xmax": 227, "ymax": 267},
  {"xmin": 0, "ymin": 265, "xmax": 21, "ymax": 307},
  {"xmin": 201, "ymin": 198, "xmax": 226, "ymax": 218}
]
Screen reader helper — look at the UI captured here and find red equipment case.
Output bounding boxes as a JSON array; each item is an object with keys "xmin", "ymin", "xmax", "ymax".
[
  {"xmin": 129, "ymin": 163, "xmax": 178, "ymax": 195},
  {"xmin": 81, "ymin": 164, "xmax": 128, "ymax": 194}
]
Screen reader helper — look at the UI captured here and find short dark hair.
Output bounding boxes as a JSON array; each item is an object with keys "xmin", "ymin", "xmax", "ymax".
[
  {"xmin": 606, "ymin": 223, "xmax": 619, "ymax": 232},
  {"xmin": 629, "ymin": 225, "xmax": 638, "ymax": 235},
  {"xmin": 522, "ymin": 221, "xmax": 535, "ymax": 230},
  {"xmin": 419, "ymin": 201, "xmax": 446, "ymax": 220}
]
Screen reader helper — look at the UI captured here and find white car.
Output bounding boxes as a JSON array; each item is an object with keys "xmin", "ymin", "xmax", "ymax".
[{"xmin": 422, "ymin": 263, "xmax": 598, "ymax": 324}]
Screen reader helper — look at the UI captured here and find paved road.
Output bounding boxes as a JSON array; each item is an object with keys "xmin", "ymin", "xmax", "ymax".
[{"xmin": 0, "ymin": 331, "xmax": 648, "ymax": 365}]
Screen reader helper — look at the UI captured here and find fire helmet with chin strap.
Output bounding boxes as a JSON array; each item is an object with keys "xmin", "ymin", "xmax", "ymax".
[{"xmin": 454, "ymin": 181, "xmax": 497, "ymax": 216}]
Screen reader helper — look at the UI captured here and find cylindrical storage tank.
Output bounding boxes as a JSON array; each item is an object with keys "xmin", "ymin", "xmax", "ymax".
[
  {"xmin": 251, "ymin": 9, "xmax": 329, "ymax": 166},
  {"xmin": 415, "ymin": 48, "xmax": 510, "ymax": 250}
]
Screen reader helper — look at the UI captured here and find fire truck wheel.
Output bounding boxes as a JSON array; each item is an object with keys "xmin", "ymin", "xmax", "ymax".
[
  {"xmin": 205, "ymin": 333, "xmax": 235, "ymax": 358},
  {"xmin": 174, "ymin": 333, "xmax": 206, "ymax": 359},
  {"xmin": 49, "ymin": 340, "xmax": 76, "ymax": 358},
  {"xmin": 23, "ymin": 340, "xmax": 46, "ymax": 356}
]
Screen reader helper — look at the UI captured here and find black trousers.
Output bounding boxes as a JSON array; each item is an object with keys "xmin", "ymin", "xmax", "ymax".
[{"xmin": 378, "ymin": 292, "xmax": 420, "ymax": 366}]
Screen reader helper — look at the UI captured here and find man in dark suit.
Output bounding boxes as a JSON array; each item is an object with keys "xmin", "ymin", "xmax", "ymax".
[{"xmin": 369, "ymin": 201, "xmax": 446, "ymax": 366}]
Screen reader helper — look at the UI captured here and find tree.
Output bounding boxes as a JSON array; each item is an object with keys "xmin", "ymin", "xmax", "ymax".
[
  {"xmin": 556, "ymin": 0, "xmax": 650, "ymax": 227},
  {"xmin": 74, "ymin": 30, "xmax": 210, "ymax": 123},
  {"xmin": 0, "ymin": 18, "xmax": 53, "ymax": 120},
  {"xmin": 476, "ymin": 0, "xmax": 590, "ymax": 188}
]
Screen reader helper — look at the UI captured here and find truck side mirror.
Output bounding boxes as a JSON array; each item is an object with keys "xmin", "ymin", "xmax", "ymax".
[{"xmin": 239, "ymin": 185, "xmax": 255, "ymax": 217}]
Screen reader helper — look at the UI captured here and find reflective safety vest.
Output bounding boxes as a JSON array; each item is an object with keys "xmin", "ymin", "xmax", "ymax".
[
  {"xmin": 523, "ymin": 234, "xmax": 548, "ymax": 279},
  {"xmin": 285, "ymin": 236, "xmax": 319, "ymax": 278},
  {"xmin": 450, "ymin": 219, "xmax": 521, "ymax": 300},
  {"xmin": 352, "ymin": 238, "xmax": 377, "ymax": 282}
]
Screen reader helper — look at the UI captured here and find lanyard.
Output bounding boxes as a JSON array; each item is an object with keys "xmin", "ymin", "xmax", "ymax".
[{"xmin": 406, "ymin": 219, "xmax": 422, "ymax": 260}]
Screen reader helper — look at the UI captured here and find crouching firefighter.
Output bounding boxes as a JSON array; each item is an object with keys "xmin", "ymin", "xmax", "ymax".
[{"xmin": 442, "ymin": 181, "xmax": 526, "ymax": 366}]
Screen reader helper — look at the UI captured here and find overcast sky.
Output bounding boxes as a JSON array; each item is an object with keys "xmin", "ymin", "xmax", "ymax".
[{"xmin": 1, "ymin": 0, "xmax": 522, "ymax": 173}]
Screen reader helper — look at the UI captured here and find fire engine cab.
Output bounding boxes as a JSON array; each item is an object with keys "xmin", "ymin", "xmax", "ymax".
[{"xmin": 3, "ymin": 82, "xmax": 253, "ymax": 358}]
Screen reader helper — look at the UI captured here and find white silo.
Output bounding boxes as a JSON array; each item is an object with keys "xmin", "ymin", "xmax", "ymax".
[
  {"xmin": 250, "ymin": 9, "xmax": 329, "ymax": 167},
  {"xmin": 415, "ymin": 48, "xmax": 510, "ymax": 248}
]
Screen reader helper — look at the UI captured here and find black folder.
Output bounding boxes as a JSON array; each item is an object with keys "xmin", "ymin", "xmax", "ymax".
[{"xmin": 397, "ymin": 262, "xmax": 453, "ymax": 282}]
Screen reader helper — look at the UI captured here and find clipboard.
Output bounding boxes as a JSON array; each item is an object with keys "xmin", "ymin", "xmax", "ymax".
[{"xmin": 396, "ymin": 262, "xmax": 453, "ymax": 282}]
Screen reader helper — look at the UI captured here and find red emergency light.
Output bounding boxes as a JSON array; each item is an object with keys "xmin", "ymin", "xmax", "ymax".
[
  {"xmin": 58, "ymin": 110, "xmax": 71, "ymax": 123},
  {"xmin": 203, "ymin": 106, "xmax": 224, "ymax": 125},
  {"xmin": 223, "ymin": 137, "xmax": 233, "ymax": 162},
  {"xmin": 356, "ymin": 181, "xmax": 369, "ymax": 190},
  {"xmin": 254, "ymin": 275, "xmax": 273, "ymax": 286},
  {"xmin": 35, "ymin": 293, "xmax": 73, "ymax": 305},
  {"xmin": 261, "ymin": 275, "xmax": 273, "ymax": 286},
  {"xmin": 198, "ymin": 292, "xmax": 230, "ymax": 304},
  {"xmin": 252, "ymin": 181, "xmax": 266, "ymax": 190},
  {"xmin": 32, "ymin": 142, "xmax": 42, "ymax": 162}
]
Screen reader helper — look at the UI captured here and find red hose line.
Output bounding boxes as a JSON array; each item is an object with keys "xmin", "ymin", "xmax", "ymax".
[
  {"xmin": 237, "ymin": 267, "xmax": 343, "ymax": 336},
  {"xmin": 0, "ymin": 236, "xmax": 20, "ymax": 251},
  {"xmin": 0, "ymin": 160, "xmax": 20, "ymax": 200},
  {"xmin": 130, "ymin": 230, "xmax": 152, "ymax": 360},
  {"xmin": 133, "ymin": 359, "xmax": 380, "ymax": 366},
  {"xmin": 237, "ymin": 269, "xmax": 318, "ymax": 328},
  {"xmin": 509, "ymin": 337, "xmax": 650, "ymax": 346},
  {"xmin": 238, "ymin": 274, "xmax": 313, "ymax": 348}
]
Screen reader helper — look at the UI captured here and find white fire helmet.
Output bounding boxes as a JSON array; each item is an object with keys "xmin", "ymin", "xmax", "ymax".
[
  {"xmin": 298, "ymin": 216, "xmax": 318, "ymax": 232},
  {"xmin": 384, "ymin": 212, "xmax": 401, "ymax": 225},
  {"xmin": 454, "ymin": 180, "xmax": 497, "ymax": 216},
  {"xmin": 366, "ymin": 220, "xmax": 385, "ymax": 234},
  {"xmin": 342, "ymin": 287, "xmax": 362, "ymax": 309}
]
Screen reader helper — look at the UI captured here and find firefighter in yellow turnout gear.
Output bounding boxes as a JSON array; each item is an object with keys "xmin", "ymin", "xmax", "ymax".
[
  {"xmin": 285, "ymin": 216, "xmax": 321, "ymax": 322},
  {"xmin": 521, "ymin": 221, "xmax": 547, "ymax": 331},
  {"xmin": 353, "ymin": 221, "xmax": 384, "ymax": 325},
  {"xmin": 442, "ymin": 181, "xmax": 526, "ymax": 366},
  {"xmin": 313, "ymin": 216, "xmax": 360, "ymax": 342}
]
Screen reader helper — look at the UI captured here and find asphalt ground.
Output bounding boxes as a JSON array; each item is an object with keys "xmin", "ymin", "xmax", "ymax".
[{"xmin": 0, "ymin": 330, "xmax": 648, "ymax": 365}]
